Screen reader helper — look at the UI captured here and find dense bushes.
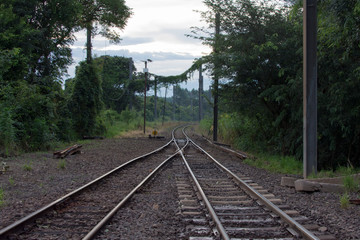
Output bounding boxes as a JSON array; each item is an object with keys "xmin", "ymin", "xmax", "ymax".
[
  {"xmin": 0, "ymin": 81, "xmax": 65, "ymax": 153},
  {"xmin": 198, "ymin": 0, "xmax": 360, "ymax": 169}
]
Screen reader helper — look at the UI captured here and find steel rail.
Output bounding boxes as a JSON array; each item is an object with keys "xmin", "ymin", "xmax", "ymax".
[
  {"xmin": 183, "ymin": 130, "xmax": 320, "ymax": 240},
  {"xmin": 83, "ymin": 126, "xmax": 186, "ymax": 239},
  {"xmin": 83, "ymin": 151, "xmax": 179, "ymax": 240},
  {"xmin": 180, "ymin": 127, "xmax": 230, "ymax": 240},
  {"xmin": 0, "ymin": 132, "xmax": 177, "ymax": 237}
]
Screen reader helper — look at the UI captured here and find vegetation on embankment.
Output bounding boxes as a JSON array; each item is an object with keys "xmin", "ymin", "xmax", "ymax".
[
  {"xmin": 199, "ymin": 116, "xmax": 360, "ymax": 177},
  {"xmin": 194, "ymin": 0, "xmax": 360, "ymax": 171}
]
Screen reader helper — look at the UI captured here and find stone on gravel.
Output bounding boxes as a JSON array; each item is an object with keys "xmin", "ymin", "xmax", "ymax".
[
  {"xmin": 295, "ymin": 179, "xmax": 321, "ymax": 192},
  {"xmin": 281, "ymin": 176, "xmax": 298, "ymax": 188},
  {"xmin": 295, "ymin": 179, "xmax": 345, "ymax": 193}
]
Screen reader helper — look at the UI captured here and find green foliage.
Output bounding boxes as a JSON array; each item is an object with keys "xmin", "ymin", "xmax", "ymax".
[
  {"xmin": 78, "ymin": 0, "xmax": 132, "ymax": 62},
  {"xmin": 194, "ymin": 0, "xmax": 360, "ymax": 170},
  {"xmin": 343, "ymin": 175, "xmax": 359, "ymax": 193},
  {"xmin": 8, "ymin": 176, "xmax": 14, "ymax": 186},
  {"xmin": 199, "ymin": 118, "xmax": 213, "ymax": 137},
  {"xmin": 337, "ymin": 166, "xmax": 357, "ymax": 176},
  {"xmin": 0, "ymin": 188, "xmax": 4, "ymax": 207},
  {"xmin": 58, "ymin": 159, "xmax": 66, "ymax": 170},
  {"xmin": 0, "ymin": 0, "xmax": 83, "ymax": 154},
  {"xmin": 69, "ymin": 62, "xmax": 104, "ymax": 137},
  {"xmin": 340, "ymin": 193, "xmax": 350, "ymax": 209},
  {"xmin": 119, "ymin": 109, "xmax": 138, "ymax": 125},
  {"xmin": 0, "ymin": 106, "xmax": 16, "ymax": 155},
  {"xmin": 23, "ymin": 163, "xmax": 32, "ymax": 171},
  {"xmin": 94, "ymin": 56, "xmax": 136, "ymax": 112},
  {"xmin": 243, "ymin": 154, "xmax": 302, "ymax": 175},
  {"xmin": 101, "ymin": 109, "xmax": 142, "ymax": 138}
]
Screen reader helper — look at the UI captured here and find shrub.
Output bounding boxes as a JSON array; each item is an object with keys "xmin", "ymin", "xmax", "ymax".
[
  {"xmin": 340, "ymin": 193, "xmax": 350, "ymax": 209},
  {"xmin": 0, "ymin": 188, "xmax": 4, "ymax": 207},
  {"xmin": 58, "ymin": 159, "xmax": 66, "ymax": 169},
  {"xmin": 0, "ymin": 106, "xmax": 16, "ymax": 155},
  {"xmin": 343, "ymin": 175, "xmax": 359, "ymax": 193}
]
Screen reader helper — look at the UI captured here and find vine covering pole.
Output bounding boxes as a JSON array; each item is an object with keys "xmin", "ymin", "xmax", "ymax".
[{"xmin": 303, "ymin": 0, "xmax": 318, "ymax": 178}]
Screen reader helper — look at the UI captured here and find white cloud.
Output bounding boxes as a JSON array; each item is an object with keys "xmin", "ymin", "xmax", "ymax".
[{"xmin": 67, "ymin": 0, "xmax": 212, "ymax": 91}]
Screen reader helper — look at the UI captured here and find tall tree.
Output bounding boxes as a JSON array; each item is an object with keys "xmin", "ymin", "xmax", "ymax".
[
  {"xmin": 79, "ymin": 0, "xmax": 132, "ymax": 63},
  {"xmin": 9, "ymin": 0, "xmax": 81, "ymax": 83},
  {"xmin": 93, "ymin": 55, "xmax": 136, "ymax": 112},
  {"xmin": 69, "ymin": 61, "xmax": 103, "ymax": 137}
]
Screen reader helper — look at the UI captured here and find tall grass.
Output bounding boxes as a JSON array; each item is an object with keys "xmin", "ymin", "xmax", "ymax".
[
  {"xmin": 0, "ymin": 188, "xmax": 5, "ymax": 207},
  {"xmin": 101, "ymin": 109, "xmax": 142, "ymax": 138},
  {"xmin": 200, "ymin": 114, "xmax": 302, "ymax": 175},
  {"xmin": 243, "ymin": 154, "xmax": 302, "ymax": 175}
]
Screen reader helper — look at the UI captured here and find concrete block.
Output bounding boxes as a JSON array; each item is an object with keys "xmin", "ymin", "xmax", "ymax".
[
  {"xmin": 318, "ymin": 182, "xmax": 344, "ymax": 193},
  {"xmin": 281, "ymin": 177, "xmax": 298, "ymax": 188},
  {"xmin": 295, "ymin": 179, "xmax": 321, "ymax": 192},
  {"xmin": 295, "ymin": 179, "xmax": 345, "ymax": 193}
]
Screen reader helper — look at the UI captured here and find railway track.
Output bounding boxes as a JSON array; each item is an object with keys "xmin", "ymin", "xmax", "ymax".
[
  {"xmin": 0, "ymin": 126, "xmax": 333, "ymax": 239},
  {"xmin": 0, "ymin": 127, "xmax": 181, "ymax": 239},
  {"xmin": 176, "ymin": 127, "xmax": 328, "ymax": 239}
]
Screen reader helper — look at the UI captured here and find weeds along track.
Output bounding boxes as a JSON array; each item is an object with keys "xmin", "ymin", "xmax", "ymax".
[{"xmin": 0, "ymin": 127, "xmax": 182, "ymax": 239}]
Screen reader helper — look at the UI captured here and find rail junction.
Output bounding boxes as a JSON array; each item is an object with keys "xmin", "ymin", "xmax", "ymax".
[{"xmin": 0, "ymin": 126, "xmax": 333, "ymax": 239}]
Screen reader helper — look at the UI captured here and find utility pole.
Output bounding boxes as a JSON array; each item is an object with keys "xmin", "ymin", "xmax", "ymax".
[
  {"xmin": 154, "ymin": 76, "xmax": 157, "ymax": 119},
  {"xmin": 199, "ymin": 64, "xmax": 204, "ymax": 121},
  {"xmin": 129, "ymin": 57, "xmax": 133, "ymax": 110},
  {"xmin": 173, "ymin": 85, "xmax": 176, "ymax": 121},
  {"xmin": 303, "ymin": 0, "xmax": 317, "ymax": 178},
  {"xmin": 213, "ymin": 12, "xmax": 220, "ymax": 142},
  {"xmin": 162, "ymin": 86, "xmax": 167, "ymax": 126},
  {"xmin": 143, "ymin": 59, "xmax": 152, "ymax": 134}
]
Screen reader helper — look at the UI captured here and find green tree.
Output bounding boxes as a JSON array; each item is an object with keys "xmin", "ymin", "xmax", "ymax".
[
  {"xmin": 93, "ymin": 56, "xmax": 136, "ymax": 112},
  {"xmin": 69, "ymin": 62, "xmax": 103, "ymax": 137},
  {"xmin": 7, "ymin": 0, "xmax": 81, "ymax": 83},
  {"xmin": 315, "ymin": 0, "xmax": 360, "ymax": 168},
  {"xmin": 198, "ymin": 0, "xmax": 303, "ymax": 155},
  {"xmin": 195, "ymin": 0, "xmax": 360, "ymax": 169},
  {"xmin": 0, "ymin": 1, "xmax": 79, "ymax": 153},
  {"xmin": 78, "ymin": 0, "xmax": 132, "ymax": 63}
]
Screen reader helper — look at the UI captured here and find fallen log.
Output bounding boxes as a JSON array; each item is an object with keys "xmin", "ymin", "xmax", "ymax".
[{"xmin": 53, "ymin": 144, "xmax": 82, "ymax": 159}]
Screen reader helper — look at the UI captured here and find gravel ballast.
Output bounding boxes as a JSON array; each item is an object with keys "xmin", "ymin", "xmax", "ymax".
[{"xmin": 0, "ymin": 127, "xmax": 358, "ymax": 239}]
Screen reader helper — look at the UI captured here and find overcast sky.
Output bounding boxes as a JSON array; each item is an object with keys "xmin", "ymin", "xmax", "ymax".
[{"xmin": 69, "ymin": 0, "xmax": 212, "ymax": 94}]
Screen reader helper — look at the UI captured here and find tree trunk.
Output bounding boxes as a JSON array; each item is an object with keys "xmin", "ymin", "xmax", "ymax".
[{"xmin": 86, "ymin": 23, "xmax": 93, "ymax": 63}]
